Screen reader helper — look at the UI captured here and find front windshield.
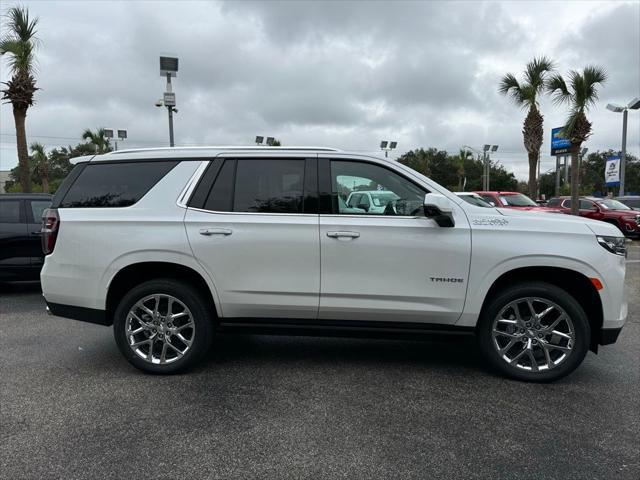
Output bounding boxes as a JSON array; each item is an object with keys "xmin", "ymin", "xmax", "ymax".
[
  {"xmin": 598, "ymin": 199, "xmax": 631, "ymax": 210},
  {"xmin": 499, "ymin": 193, "xmax": 537, "ymax": 207},
  {"xmin": 458, "ymin": 195, "xmax": 493, "ymax": 207}
]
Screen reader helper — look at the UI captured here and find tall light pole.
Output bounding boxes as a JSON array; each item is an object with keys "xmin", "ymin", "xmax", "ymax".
[
  {"xmin": 380, "ymin": 140, "xmax": 397, "ymax": 158},
  {"xmin": 159, "ymin": 56, "xmax": 179, "ymax": 147},
  {"xmin": 607, "ymin": 97, "xmax": 640, "ymax": 196}
]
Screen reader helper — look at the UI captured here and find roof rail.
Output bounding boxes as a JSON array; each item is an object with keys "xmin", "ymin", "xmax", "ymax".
[{"xmin": 105, "ymin": 146, "xmax": 341, "ymax": 155}]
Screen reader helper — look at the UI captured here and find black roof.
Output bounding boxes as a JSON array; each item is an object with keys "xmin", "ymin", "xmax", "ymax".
[{"xmin": 0, "ymin": 193, "xmax": 52, "ymax": 199}]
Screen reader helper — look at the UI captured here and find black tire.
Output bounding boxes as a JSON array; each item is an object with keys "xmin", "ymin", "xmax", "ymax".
[
  {"xmin": 477, "ymin": 281, "xmax": 590, "ymax": 382},
  {"xmin": 113, "ymin": 279, "xmax": 214, "ymax": 374}
]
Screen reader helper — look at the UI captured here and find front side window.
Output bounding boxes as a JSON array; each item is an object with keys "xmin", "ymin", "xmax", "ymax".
[
  {"xmin": 0, "ymin": 200, "xmax": 21, "ymax": 223},
  {"xmin": 479, "ymin": 194, "xmax": 497, "ymax": 206},
  {"xmin": 59, "ymin": 161, "xmax": 178, "ymax": 208},
  {"xmin": 330, "ymin": 161, "xmax": 426, "ymax": 216},
  {"xmin": 579, "ymin": 200, "xmax": 596, "ymax": 210}
]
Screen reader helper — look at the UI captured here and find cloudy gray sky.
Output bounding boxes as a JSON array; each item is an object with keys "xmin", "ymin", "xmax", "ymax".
[{"xmin": 1, "ymin": 0, "xmax": 639, "ymax": 180}]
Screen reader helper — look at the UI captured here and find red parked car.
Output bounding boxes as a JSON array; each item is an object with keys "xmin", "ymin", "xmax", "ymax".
[
  {"xmin": 474, "ymin": 191, "xmax": 561, "ymax": 213},
  {"xmin": 547, "ymin": 196, "xmax": 640, "ymax": 238}
]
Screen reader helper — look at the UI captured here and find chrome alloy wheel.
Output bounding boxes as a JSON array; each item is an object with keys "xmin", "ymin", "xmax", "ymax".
[
  {"xmin": 125, "ymin": 294, "xmax": 195, "ymax": 365},
  {"xmin": 491, "ymin": 297, "xmax": 575, "ymax": 372}
]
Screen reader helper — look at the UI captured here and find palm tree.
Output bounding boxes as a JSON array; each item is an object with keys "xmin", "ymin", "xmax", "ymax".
[
  {"xmin": 82, "ymin": 128, "xmax": 111, "ymax": 154},
  {"xmin": 547, "ymin": 66, "xmax": 607, "ymax": 215},
  {"xmin": 499, "ymin": 57, "xmax": 555, "ymax": 199},
  {"xmin": 0, "ymin": 6, "xmax": 39, "ymax": 193},
  {"xmin": 30, "ymin": 142, "xmax": 48, "ymax": 193},
  {"xmin": 455, "ymin": 149, "xmax": 472, "ymax": 191}
]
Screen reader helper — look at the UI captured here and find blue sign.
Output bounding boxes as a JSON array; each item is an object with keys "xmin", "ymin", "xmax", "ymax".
[
  {"xmin": 551, "ymin": 127, "xmax": 571, "ymax": 156},
  {"xmin": 605, "ymin": 156, "xmax": 621, "ymax": 187}
]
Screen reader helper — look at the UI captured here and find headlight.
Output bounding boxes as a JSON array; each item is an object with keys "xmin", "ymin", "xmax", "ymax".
[{"xmin": 596, "ymin": 236, "xmax": 627, "ymax": 257}]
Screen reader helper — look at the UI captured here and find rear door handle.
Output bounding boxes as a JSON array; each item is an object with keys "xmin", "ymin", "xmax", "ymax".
[
  {"xmin": 199, "ymin": 228, "xmax": 232, "ymax": 236},
  {"xmin": 326, "ymin": 231, "xmax": 360, "ymax": 239}
]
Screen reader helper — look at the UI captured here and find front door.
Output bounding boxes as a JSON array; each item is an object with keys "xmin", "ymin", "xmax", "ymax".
[
  {"xmin": 0, "ymin": 199, "xmax": 30, "ymax": 278},
  {"xmin": 318, "ymin": 158, "xmax": 471, "ymax": 324},
  {"xmin": 185, "ymin": 156, "xmax": 320, "ymax": 319}
]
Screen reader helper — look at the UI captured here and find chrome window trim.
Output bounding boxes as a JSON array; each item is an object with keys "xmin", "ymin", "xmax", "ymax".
[
  {"xmin": 186, "ymin": 206, "xmax": 318, "ymax": 218},
  {"xmin": 176, "ymin": 160, "xmax": 209, "ymax": 208}
]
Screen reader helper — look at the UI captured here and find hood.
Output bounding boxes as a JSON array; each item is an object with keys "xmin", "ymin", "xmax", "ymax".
[{"xmin": 496, "ymin": 207, "xmax": 622, "ymax": 236}]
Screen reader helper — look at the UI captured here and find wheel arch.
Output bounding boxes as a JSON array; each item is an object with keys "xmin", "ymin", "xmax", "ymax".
[
  {"xmin": 477, "ymin": 266, "xmax": 603, "ymax": 352},
  {"xmin": 106, "ymin": 261, "xmax": 219, "ymax": 326}
]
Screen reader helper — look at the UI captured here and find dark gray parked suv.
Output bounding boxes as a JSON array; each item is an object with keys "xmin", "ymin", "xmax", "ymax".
[{"xmin": 0, "ymin": 193, "xmax": 52, "ymax": 281}]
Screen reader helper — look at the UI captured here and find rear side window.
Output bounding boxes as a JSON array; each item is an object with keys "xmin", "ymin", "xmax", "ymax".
[
  {"xmin": 59, "ymin": 161, "xmax": 178, "ymax": 208},
  {"xmin": 547, "ymin": 198, "xmax": 561, "ymax": 207},
  {"xmin": 197, "ymin": 158, "xmax": 311, "ymax": 214},
  {"xmin": 0, "ymin": 200, "xmax": 21, "ymax": 223},
  {"xmin": 234, "ymin": 159, "xmax": 305, "ymax": 213}
]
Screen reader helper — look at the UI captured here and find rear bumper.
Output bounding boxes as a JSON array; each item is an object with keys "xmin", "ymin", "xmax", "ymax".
[
  {"xmin": 599, "ymin": 327, "xmax": 623, "ymax": 346},
  {"xmin": 46, "ymin": 301, "xmax": 110, "ymax": 326}
]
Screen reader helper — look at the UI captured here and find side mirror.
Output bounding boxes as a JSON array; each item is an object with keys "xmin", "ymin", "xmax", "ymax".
[{"xmin": 423, "ymin": 193, "xmax": 455, "ymax": 227}]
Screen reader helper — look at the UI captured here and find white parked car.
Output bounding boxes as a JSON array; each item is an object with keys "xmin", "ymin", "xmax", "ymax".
[
  {"xmin": 41, "ymin": 146, "xmax": 627, "ymax": 381},
  {"xmin": 346, "ymin": 190, "xmax": 401, "ymax": 214}
]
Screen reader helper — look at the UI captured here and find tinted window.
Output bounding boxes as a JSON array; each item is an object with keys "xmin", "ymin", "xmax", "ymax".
[
  {"xmin": 60, "ymin": 161, "xmax": 177, "ymax": 208},
  {"xmin": 330, "ymin": 161, "xmax": 426, "ymax": 216},
  {"xmin": 0, "ymin": 200, "xmax": 21, "ymax": 223},
  {"xmin": 547, "ymin": 198, "xmax": 561, "ymax": 207},
  {"xmin": 204, "ymin": 160, "xmax": 235, "ymax": 212},
  {"xmin": 233, "ymin": 159, "xmax": 305, "ymax": 213},
  {"xmin": 580, "ymin": 200, "xmax": 596, "ymax": 210},
  {"xmin": 29, "ymin": 200, "xmax": 51, "ymax": 222}
]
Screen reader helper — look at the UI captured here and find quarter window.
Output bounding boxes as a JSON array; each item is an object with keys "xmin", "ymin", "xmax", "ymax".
[
  {"xmin": 59, "ymin": 161, "xmax": 178, "ymax": 208},
  {"xmin": 29, "ymin": 200, "xmax": 51, "ymax": 222},
  {"xmin": 330, "ymin": 161, "xmax": 426, "ymax": 216}
]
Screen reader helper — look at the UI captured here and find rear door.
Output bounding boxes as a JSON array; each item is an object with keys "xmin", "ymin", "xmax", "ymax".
[
  {"xmin": 184, "ymin": 155, "xmax": 320, "ymax": 319},
  {"xmin": 26, "ymin": 198, "xmax": 52, "ymax": 269},
  {"xmin": 0, "ymin": 198, "xmax": 30, "ymax": 277},
  {"xmin": 318, "ymin": 157, "xmax": 471, "ymax": 324}
]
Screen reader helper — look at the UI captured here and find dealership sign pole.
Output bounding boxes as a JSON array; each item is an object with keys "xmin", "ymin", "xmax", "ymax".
[{"xmin": 551, "ymin": 127, "xmax": 571, "ymax": 196}]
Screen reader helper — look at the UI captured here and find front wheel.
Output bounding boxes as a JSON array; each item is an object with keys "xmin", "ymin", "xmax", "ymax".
[
  {"xmin": 477, "ymin": 281, "xmax": 590, "ymax": 382},
  {"xmin": 113, "ymin": 279, "xmax": 214, "ymax": 374}
]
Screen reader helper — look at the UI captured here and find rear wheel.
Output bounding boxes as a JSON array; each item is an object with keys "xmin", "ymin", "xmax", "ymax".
[
  {"xmin": 113, "ymin": 279, "xmax": 213, "ymax": 374},
  {"xmin": 477, "ymin": 281, "xmax": 590, "ymax": 382}
]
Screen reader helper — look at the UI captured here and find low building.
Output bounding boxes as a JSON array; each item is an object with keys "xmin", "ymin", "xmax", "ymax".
[{"xmin": 0, "ymin": 171, "xmax": 11, "ymax": 193}]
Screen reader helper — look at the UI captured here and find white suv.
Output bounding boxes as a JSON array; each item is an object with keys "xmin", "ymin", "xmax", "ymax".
[{"xmin": 41, "ymin": 147, "xmax": 627, "ymax": 381}]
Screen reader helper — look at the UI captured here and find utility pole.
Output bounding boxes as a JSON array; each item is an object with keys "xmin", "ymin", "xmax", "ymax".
[
  {"xmin": 158, "ymin": 56, "xmax": 179, "ymax": 147},
  {"xmin": 166, "ymin": 73, "xmax": 175, "ymax": 147}
]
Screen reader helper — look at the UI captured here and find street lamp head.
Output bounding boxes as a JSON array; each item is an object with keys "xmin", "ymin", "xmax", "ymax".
[
  {"xmin": 160, "ymin": 56, "xmax": 179, "ymax": 77},
  {"xmin": 483, "ymin": 144, "xmax": 490, "ymax": 152},
  {"xmin": 117, "ymin": 130, "xmax": 127, "ymax": 140},
  {"xmin": 255, "ymin": 136, "xmax": 264, "ymax": 145},
  {"xmin": 491, "ymin": 145, "xmax": 499, "ymax": 152},
  {"xmin": 266, "ymin": 137, "xmax": 274, "ymax": 146},
  {"xmin": 103, "ymin": 129, "xmax": 114, "ymax": 138},
  {"xmin": 380, "ymin": 141, "xmax": 388, "ymax": 149},
  {"xmin": 389, "ymin": 141, "xmax": 397, "ymax": 149},
  {"xmin": 628, "ymin": 97, "xmax": 640, "ymax": 110},
  {"xmin": 580, "ymin": 147, "xmax": 588, "ymax": 156},
  {"xmin": 155, "ymin": 99, "xmax": 163, "ymax": 107},
  {"xmin": 606, "ymin": 103, "xmax": 625, "ymax": 113}
]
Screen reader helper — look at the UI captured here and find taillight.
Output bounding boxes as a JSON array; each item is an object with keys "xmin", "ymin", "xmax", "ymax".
[{"xmin": 42, "ymin": 208, "xmax": 60, "ymax": 255}]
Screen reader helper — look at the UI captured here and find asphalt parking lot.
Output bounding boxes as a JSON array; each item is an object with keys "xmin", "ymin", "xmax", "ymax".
[{"xmin": 1, "ymin": 243, "xmax": 638, "ymax": 480}]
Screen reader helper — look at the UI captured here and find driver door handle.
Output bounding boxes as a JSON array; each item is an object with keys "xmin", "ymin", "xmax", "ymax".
[
  {"xmin": 199, "ymin": 228, "xmax": 232, "ymax": 236},
  {"xmin": 326, "ymin": 231, "xmax": 360, "ymax": 239}
]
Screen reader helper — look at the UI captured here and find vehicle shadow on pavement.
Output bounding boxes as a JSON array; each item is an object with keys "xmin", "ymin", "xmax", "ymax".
[
  {"xmin": 202, "ymin": 332, "xmax": 488, "ymax": 374},
  {"xmin": 0, "ymin": 281, "xmax": 42, "ymax": 295}
]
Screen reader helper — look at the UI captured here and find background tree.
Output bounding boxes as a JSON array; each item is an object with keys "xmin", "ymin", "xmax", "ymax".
[
  {"xmin": 0, "ymin": 6, "xmax": 40, "ymax": 193},
  {"xmin": 398, "ymin": 148, "xmax": 517, "ymax": 192},
  {"xmin": 547, "ymin": 66, "xmax": 607, "ymax": 214},
  {"xmin": 499, "ymin": 57, "xmax": 554, "ymax": 199},
  {"xmin": 30, "ymin": 142, "xmax": 48, "ymax": 193},
  {"xmin": 82, "ymin": 127, "xmax": 111, "ymax": 153}
]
